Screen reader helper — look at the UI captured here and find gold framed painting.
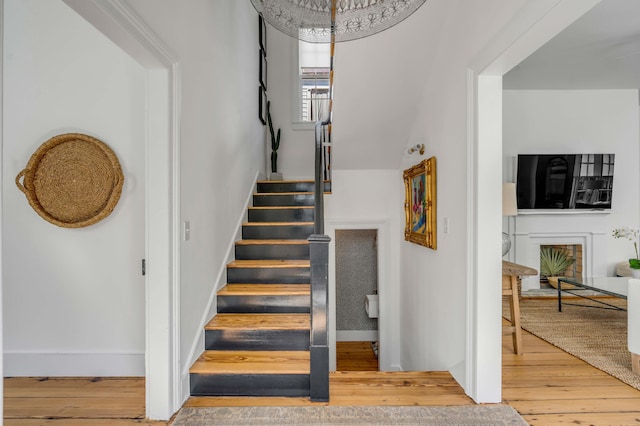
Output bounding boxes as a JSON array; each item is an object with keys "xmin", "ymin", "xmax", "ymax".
[{"xmin": 403, "ymin": 156, "xmax": 437, "ymax": 249}]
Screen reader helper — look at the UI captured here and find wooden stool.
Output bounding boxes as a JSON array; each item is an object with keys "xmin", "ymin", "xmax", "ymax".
[
  {"xmin": 502, "ymin": 261, "xmax": 537, "ymax": 355},
  {"xmin": 502, "ymin": 274, "xmax": 522, "ymax": 355}
]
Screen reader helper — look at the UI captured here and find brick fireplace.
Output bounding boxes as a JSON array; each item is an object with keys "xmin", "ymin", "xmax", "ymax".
[
  {"xmin": 539, "ymin": 244, "xmax": 583, "ymax": 285},
  {"xmin": 508, "ymin": 211, "xmax": 610, "ymax": 291}
]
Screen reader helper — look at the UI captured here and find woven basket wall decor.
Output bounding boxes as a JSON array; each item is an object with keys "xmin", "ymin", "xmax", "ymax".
[{"xmin": 15, "ymin": 133, "xmax": 124, "ymax": 228}]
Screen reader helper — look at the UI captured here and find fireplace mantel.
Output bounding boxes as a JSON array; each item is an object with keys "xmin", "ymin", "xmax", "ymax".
[
  {"xmin": 517, "ymin": 209, "xmax": 612, "ymax": 216},
  {"xmin": 508, "ymin": 211, "xmax": 610, "ymax": 290}
]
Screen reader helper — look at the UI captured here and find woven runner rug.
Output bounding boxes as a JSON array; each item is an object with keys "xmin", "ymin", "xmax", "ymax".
[
  {"xmin": 512, "ymin": 297, "xmax": 640, "ymax": 390},
  {"xmin": 171, "ymin": 405, "xmax": 527, "ymax": 425}
]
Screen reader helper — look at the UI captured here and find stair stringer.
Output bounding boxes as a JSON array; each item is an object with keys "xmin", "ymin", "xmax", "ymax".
[
  {"xmin": 180, "ymin": 170, "xmax": 261, "ymax": 402},
  {"xmin": 189, "ymin": 179, "xmax": 322, "ymax": 397}
]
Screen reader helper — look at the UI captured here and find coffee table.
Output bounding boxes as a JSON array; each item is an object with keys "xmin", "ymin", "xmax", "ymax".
[{"xmin": 557, "ymin": 276, "xmax": 629, "ymax": 312}]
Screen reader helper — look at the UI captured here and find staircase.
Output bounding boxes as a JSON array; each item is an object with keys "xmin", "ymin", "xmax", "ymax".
[{"xmin": 189, "ymin": 180, "xmax": 329, "ymax": 397}]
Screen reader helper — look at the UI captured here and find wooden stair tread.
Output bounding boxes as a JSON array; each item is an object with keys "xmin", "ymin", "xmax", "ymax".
[
  {"xmin": 218, "ymin": 284, "xmax": 310, "ymax": 296},
  {"xmin": 243, "ymin": 222, "xmax": 314, "ymax": 227},
  {"xmin": 190, "ymin": 350, "xmax": 310, "ymax": 375},
  {"xmin": 248, "ymin": 206, "xmax": 314, "ymax": 210},
  {"xmin": 227, "ymin": 259, "xmax": 310, "ymax": 268},
  {"xmin": 257, "ymin": 180, "xmax": 315, "ymax": 184},
  {"xmin": 235, "ymin": 239, "xmax": 309, "ymax": 246},
  {"xmin": 206, "ymin": 313, "xmax": 310, "ymax": 330}
]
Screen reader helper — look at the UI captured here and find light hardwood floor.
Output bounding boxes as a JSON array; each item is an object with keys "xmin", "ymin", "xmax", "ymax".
[
  {"xmin": 3, "ymin": 377, "xmax": 166, "ymax": 425},
  {"xmin": 503, "ymin": 322, "xmax": 640, "ymax": 425},
  {"xmin": 6, "ymin": 329, "xmax": 640, "ymax": 424},
  {"xmin": 336, "ymin": 341, "xmax": 379, "ymax": 371}
]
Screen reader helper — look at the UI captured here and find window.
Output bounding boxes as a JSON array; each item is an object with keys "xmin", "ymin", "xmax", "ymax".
[{"xmin": 298, "ymin": 37, "xmax": 330, "ymax": 122}]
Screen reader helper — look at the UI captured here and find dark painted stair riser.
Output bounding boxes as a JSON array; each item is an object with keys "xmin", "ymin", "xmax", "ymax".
[
  {"xmin": 205, "ymin": 329, "xmax": 310, "ymax": 351},
  {"xmin": 191, "ymin": 180, "xmax": 328, "ymax": 399},
  {"xmin": 190, "ymin": 373, "xmax": 310, "ymax": 397},
  {"xmin": 248, "ymin": 207, "xmax": 314, "ymax": 222},
  {"xmin": 227, "ymin": 266, "xmax": 310, "ymax": 284},
  {"xmin": 235, "ymin": 243, "xmax": 309, "ymax": 260},
  {"xmin": 217, "ymin": 294, "xmax": 310, "ymax": 313},
  {"xmin": 257, "ymin": 181, "xmax": 331, "ymax": 194},
  {"xmin": 253, "ymin": 193, "xmax": 315, "ymax": 207},
  {"xmin": 242, "ymin": 224, "xmax": 314, "ymax": 240}
]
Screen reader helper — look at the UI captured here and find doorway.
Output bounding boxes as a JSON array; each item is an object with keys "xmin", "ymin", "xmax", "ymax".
[
  {"xmin": 470, "ymin": 0, "xmax": 601, "ymax": 403},
  {"xmin": 1, "ymin": 0, "xmax": 182, "ymax": 419},
  {"xmin": 2, "ymin": 0, "xmax": 146, "ymax": 378},
  {"xmin": 335, "ymin": 229, "xmax": 379, "ymax": 371},
  {"xmin": 327, "ymin": 219, "xmax": 392, "ymax": 372}
]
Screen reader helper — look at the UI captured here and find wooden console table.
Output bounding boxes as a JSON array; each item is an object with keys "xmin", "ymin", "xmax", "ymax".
[{"xmin": 502, "ymin": 260, "xmax": 537, "ymax": 355}]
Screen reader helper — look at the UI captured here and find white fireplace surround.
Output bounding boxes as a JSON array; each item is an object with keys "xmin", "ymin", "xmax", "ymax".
[{"xmin": 512, "ymin": 230, "xmax": 608, "ymax": 291}]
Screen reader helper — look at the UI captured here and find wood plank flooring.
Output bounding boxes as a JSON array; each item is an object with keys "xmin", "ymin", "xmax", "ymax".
[
  {"xmin": 502, "ymin": 321, "xmax": 640, "ymax": 425},
  {"xmin": 336, "ymin": 341, "xmax": 379, "ymax": 371},
  {"xmin": 6, "ymin": 327, "xmax": 640, "ymax": 424},
  {"xmin": 3, "ymin": 377, "xmax": 165, "ymax": 425},
  {"xmin": 184, "ymin": 370, "xmax": 473, "ymax": 408}
]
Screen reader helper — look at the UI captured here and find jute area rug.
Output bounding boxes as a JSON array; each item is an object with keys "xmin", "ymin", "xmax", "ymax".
[
  {"xmin": 171, "ymin": 405, "xmax": 527, "ymax": 425},
  {"xmin": 513, "ymin": 296, "xmax": 640, "ymax": 390}
]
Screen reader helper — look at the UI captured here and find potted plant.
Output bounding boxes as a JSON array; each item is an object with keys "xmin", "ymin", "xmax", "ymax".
[
  {"xmin": 266, "ymin": 101, "xmax": 282, "ymax": 181},
  {"xmin": 612, "ymin": 226, "xmax": 640, "ymax": 278},
  {"xmin": 540, "ymin": 246, "xmax": 576, "ymax": 288}
]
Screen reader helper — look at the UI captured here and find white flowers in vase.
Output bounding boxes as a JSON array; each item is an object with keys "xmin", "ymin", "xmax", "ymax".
[{"xmin": 612, "ymin": 226, "xmax": 640, "ymax": 273}]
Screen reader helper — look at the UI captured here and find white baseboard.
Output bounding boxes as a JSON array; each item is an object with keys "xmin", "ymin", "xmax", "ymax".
[
  {"xmin": 4, "ymin": 352, "xmax": 144, "ymax": 376},
  {"xmin": 336, "ymin": 330, "xmax": 378, "ymax": 342},
  {"xmin": 181, "ymin": 371, "xmax": 191, "ymax": 407},
  {"xmin": 449, "ymin": 359, "xmax": 466, "ymax": 391}
]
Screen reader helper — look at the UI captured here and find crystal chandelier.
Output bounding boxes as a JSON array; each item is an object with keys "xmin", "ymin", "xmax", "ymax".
[{"xmin": 250, "ymin": 0, "xmax": 427, "ymax": 43}]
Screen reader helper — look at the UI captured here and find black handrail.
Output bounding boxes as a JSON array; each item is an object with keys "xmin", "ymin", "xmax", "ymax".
[{"xmin": 313, "ymin": 119, "xmax": 330, "ymax": 234}]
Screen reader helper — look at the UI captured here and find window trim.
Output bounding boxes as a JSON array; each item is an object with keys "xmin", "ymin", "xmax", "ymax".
[{"xmin": 291, "ymin": 35, "xmax": 330, "ymax": 130}]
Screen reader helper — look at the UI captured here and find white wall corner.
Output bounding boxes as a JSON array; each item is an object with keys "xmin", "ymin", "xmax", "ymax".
[
  {"xmin": 63, "ymin": 0, "xmax": 178, "ymax": 68},
  {"xmin": 181, "ymin": 371, "xmax": 191, "ymax": 407},
  {"xmin": 449, "ymin": 359, "xmax": 466, "ymax": 389}
]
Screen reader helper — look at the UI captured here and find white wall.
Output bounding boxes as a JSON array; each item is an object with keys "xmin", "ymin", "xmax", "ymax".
[
  {"xmin": 503, "ymin": 89, "xmax": 640, "ymax": 284},
  {"xmin": 265, "ymin": 0, "xmax": 530, "ymax": 396},
  {"xmin": 123, "ymin": 0, "xmax": 266, "ymax": 392},
  {"xmin": 266, "ymin": 1, "xmax": 453, "ymax": 176},
  {"xmin": 4, "ymin": 0, "xmax": 265, "ymax": 384},
  {"xmin": 325, "ymin": 170, "xmax": 403, "ymax": 371},
  {"xmin": 3, "ymin": 0, "xmax": 146, "ymax": 375},
  {"xmin": 399, "ymin": 0, "xmax": 527, "ymax": 389},
  {"xmin": 1, "ymin": 0, "xmax": 6, "ymax": 413},
  {"xmin": 266, "ymin": 28, "xmax": 315, "ymax": 179}
]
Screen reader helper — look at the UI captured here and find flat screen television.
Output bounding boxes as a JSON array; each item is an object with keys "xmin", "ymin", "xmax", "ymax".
[{"xmin": 516, "ymin": 154, "xmax": 615, "ymax": 210}]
